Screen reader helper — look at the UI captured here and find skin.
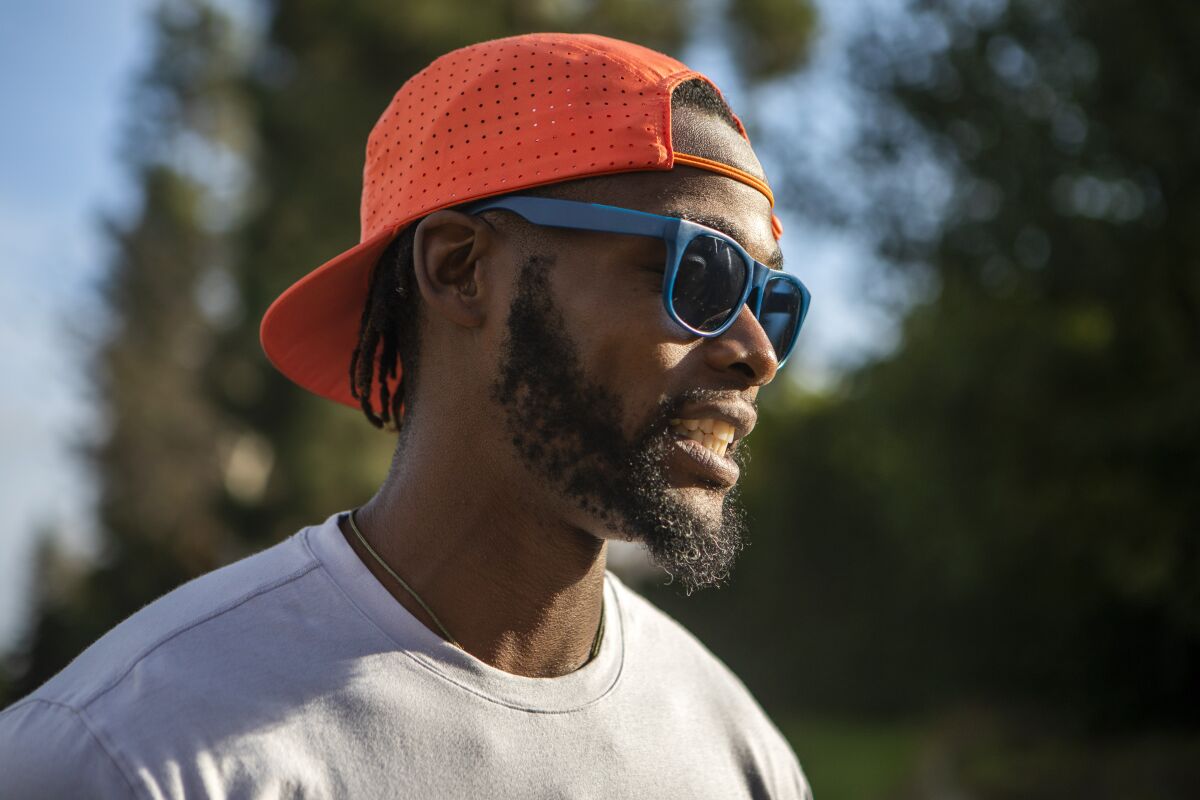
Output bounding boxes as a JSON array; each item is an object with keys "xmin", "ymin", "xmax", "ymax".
[{"xmin": 338, "ymin": 106, "xmax": 783, "ymax": 678}]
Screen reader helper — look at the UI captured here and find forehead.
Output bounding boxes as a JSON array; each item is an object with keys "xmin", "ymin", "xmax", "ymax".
[
  {"xmin": 522, "ymin": 110, "xmax": 781, "ymax": 266},
  {"xmin": 548, "ymin": 166, "xmax": 782, "ymax": 269},
  {"xmin": 589, "ymin": 107, "xmax": 777, "ymax": 264},
  {"xmin": 657, "ymin": 175, "xmax": 783, "ymax": 269},
  {"xmin": 645, "ymin": 174, "xmax": 779, "ymax": 268}
]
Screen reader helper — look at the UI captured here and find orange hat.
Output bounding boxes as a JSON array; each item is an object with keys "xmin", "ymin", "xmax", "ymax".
[{"xmin": 260, "ymin": 33, "xmax": 780, "ymax": 409}]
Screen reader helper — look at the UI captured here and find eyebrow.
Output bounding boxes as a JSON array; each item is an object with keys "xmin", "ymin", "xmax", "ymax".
[{"xmin": 663, "ymin": 208, "xmax": 785, "ymax": 270}]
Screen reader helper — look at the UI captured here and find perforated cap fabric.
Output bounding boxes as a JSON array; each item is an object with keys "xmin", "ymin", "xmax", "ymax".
[{"xmin": 260, "ymin": 33, "xmax": 779, "ymax": 410}]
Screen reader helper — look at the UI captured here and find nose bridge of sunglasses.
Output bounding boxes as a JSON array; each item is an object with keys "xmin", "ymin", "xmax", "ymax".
[
  {"xmin": 746, "ymin": 262, "xmax": 771, "ymax": 318},
  {"xmin": 736, "ymin": 269, "xmax": 800, "ymax": 355}
]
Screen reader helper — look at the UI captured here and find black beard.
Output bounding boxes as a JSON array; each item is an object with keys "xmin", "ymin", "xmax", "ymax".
[{"xmin": 490, "ymin": 256, "xmax": 748, "ymax": 594}]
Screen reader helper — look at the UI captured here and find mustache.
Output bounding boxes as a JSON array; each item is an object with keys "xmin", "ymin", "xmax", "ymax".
[
  {"xmin": 635, "ymin": 388, "xmax": 757, "ymax": 467},
  {"xmin": 652, "ymin": 388, "xmax": 758, "ymax": 432},
  {"xmin": 668, "ymin": 387, "xmax": 758, "ymax": 413}
]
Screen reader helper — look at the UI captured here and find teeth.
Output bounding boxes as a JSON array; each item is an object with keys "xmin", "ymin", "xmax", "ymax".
[{"xmin": 669, "ymin": 417, "xmax": 738, "ymax": 458}]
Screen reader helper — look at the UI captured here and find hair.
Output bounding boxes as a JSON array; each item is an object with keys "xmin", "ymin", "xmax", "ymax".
[
  {"xmin": 670, "ymin": 76, "xmax": 741, "ymax": 131},
  {"xmin": 349, "ymin": 225, "xmax": 420, "ymax": 429},
  {"xmin": 349, "ymin": 77, "xmax": 741, "ymax": 430}
]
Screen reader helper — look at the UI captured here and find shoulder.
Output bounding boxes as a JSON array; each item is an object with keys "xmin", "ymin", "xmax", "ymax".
[
  {"xmin": 7, "ymin": 523, "xmax": 324, "ymax": 714},
  {"xmin": 0, "ymin": 521, "xmax": 335, "ymax": 796},
  {"xmin": 0, "ymin": 698, "xmax": 138, "ymax": 798},
  {"xmin": 607, "ymin": 572, "xmax": 813, "ymax": 799}
]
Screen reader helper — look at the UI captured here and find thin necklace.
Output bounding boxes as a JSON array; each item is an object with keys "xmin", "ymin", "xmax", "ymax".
[{"xmin": 346, "ymin": 509, "xmax": 605, "ymax": 662}]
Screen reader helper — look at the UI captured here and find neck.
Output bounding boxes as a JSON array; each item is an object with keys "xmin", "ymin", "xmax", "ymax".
[{"xmin": 339, "ymin": 425, "xmax": 609, "ymax": 678}]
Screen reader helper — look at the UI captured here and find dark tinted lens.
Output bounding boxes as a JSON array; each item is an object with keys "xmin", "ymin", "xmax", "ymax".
[
  {"xmin": 759, "ymin": 278, "xmax": 803, "ymax": 361},
  {"xmin": 670, "ymin": 236, "xmax": 749, "ymax": 333}
]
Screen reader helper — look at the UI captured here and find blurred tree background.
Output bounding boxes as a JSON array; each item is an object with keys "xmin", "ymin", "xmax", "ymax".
[{"xmin": 3, "ymin": 0, "xmax": 1198, "ymax": 797}]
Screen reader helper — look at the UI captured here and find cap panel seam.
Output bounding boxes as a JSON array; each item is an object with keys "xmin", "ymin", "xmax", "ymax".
[
  {"xmin": 657, "ymin": 68, "xmax": 706, "ymax": 165},
  {"xmin": 566, "ymin": 38, "xmax": 688, "ymax": 85}
]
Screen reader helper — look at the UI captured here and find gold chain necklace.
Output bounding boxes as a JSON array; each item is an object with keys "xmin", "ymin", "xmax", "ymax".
[{"xmin": 346, "ymin": 509, "xmax": 605, "ymax": 662}]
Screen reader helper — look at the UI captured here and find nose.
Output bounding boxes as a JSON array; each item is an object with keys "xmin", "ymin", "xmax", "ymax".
[{"xmin": 702, "ymin": 305, "xmax": 779, "ymax": 386}]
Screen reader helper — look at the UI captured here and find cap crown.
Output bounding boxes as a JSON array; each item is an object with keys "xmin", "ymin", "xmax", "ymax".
[{"xmin": 359, "ymin": 33, "xmax": 724, "ymax": 242}]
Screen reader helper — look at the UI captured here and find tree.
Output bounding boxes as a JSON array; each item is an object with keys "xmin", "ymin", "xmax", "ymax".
[{"xmin": 651, "ymin": 0, "xmax": 1200, "ymax": 729}]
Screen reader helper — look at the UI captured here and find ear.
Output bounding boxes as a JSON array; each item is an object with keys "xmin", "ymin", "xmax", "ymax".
[{"xmin": 411, "ymin": 210, "xmax": 496, "ymax": 329}]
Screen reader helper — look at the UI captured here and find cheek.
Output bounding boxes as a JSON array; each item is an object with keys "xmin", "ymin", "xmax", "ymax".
[
  {"xmin": 562, "ymin": 275, "xmax": 695, "ymax": 421},
  {"xmin": 568, "ymin": 272, "xmax": 667, "ymax": 354},
  {"xmin": 549, "ymin": 242, "xmax": 706, "ymax": 381}
]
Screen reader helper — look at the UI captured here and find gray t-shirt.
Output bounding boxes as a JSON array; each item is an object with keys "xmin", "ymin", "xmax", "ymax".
[{"xmin": 0, "ymin": 512, "xmax": 810, "ymax": 798}]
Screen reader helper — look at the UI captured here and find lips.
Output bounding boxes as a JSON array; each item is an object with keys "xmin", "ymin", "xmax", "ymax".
[
  {"xmin": 665, "ymin": 406, "xmax": 753, "ymax": 487},
  {"xmin": 668, "ymin": 435, "xmax": 741, "ymax": 487},
  {"xmin": 648, "ymin": 399, "xmax": 756, "ymax": 488}
]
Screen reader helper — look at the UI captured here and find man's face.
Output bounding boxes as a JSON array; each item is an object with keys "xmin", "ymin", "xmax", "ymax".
[
  {"xmin": 492, "ymin": 253, "xmax": 753, "ymax": 593},
  {"xmin": 485, "ymin": 114, "xmax": 783, "ymax": 592}
]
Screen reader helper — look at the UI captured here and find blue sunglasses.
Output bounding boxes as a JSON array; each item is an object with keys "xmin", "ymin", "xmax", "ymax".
[{"xmin": 465, "ymin": 196, "xmax": 812, "ymax": 366}]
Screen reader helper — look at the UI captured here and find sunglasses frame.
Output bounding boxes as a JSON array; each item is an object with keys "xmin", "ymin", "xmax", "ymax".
[{"xmin": 464, "ymin": 196, "xmax": 811, "ymax": 366}]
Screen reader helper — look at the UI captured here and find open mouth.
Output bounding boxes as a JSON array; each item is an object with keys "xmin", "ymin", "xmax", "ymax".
[{"xmin": 668, "ymin": 417, "xmax": 737, "ymax": 459}]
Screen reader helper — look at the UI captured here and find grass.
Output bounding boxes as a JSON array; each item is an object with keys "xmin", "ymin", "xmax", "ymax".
[
  {"xmin": 783, "ymin": 715, "xmax": 926, "ymax": 800},
  {"xmin": 783, "ymin": 711, "xmax": 1200, "ymax": 800}
]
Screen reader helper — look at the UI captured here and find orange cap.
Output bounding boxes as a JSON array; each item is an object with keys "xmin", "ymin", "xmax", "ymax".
[{"xmin": 260, "ymin": 33, "xmax": 780, "ymax": 409}]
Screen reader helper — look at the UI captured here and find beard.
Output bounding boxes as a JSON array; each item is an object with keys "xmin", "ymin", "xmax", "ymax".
[{"xmin": 491, "ymin": 256, "xmax": 749, "ymax": 594}]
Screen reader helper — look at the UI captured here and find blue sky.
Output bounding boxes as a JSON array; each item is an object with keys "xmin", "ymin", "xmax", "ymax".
[
  {"xmin": 0, "ymin": 0, "xmax": 892, "ymax": 651},
  {"xmin": 0, "ymin": 0, "xmax": 155, "ymax": 647}
]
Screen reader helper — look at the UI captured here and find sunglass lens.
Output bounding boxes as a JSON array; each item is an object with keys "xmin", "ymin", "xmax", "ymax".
[
  {"xmin": 671, "ymin": 236, "xmax": 749, "ymax": 333},
  {"xmin": 759, "ymin": 278, "xmax": 804, "ymax": 361}
]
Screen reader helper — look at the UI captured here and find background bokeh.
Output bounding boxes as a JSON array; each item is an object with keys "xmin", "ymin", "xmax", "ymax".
[{"xmin": 2, "ymin": 0, "xmax": 1198, "ymax": 797}]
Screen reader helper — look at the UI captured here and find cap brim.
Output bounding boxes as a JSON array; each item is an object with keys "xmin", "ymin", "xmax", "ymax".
[{"xmin": 260, "ymin": 227, "xmax": 398, "ymax": 410}]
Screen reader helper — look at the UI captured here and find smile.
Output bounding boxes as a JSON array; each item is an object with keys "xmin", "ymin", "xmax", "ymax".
[{"xmin": 669, "ymin": 418, "xmax": 737, "ymax": 458}]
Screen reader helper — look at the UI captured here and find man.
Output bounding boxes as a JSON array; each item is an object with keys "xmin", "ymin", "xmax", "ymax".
[{"xmin": 0, "ymin": 33, "xmax": 812, "ymax": 797}]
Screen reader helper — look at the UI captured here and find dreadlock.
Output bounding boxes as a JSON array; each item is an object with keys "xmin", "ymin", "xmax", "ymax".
[
  {"xmin": 349, "ymin": 77, "xmax": 741, "ymax": 430},
  {"xmin": 349, "ymin": 224, "xmax": 421, "ymax": 430}
]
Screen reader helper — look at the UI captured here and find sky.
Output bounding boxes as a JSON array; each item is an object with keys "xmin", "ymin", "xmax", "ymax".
[
  {"xmin": 0, "ymin": 0, "xmax": 157, "ymax": 648},
  {"xmin": 0, "ymin": 0, "xmax": 894, "ymax": 651}
]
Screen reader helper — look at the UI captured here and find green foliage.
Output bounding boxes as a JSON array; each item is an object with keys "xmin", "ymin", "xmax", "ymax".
[
  {"xmin": 783, "ymin": 711, "xmax": 1200, "ymax": 799},
  {"xmin": 955, "ymin": 728, "xmax": 1200, "ymax": 799},
  {"xmin": 848, "ymin": 0, "xmax": 1200, "ymax": 725},
  {"xmin": 649, "ymin": 0, "xmax": 1200, "ymax": 735},
  {"xmin": 784, "ymin": 716, "xmax": 925, "ymax": 800},
  {"xmin": 727, "ymin": 0, "xmax": 815, "ymax": 78}
]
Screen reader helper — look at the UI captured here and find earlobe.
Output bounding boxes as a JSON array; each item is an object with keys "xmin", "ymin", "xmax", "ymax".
[{"xmin": 412, "ymin": 210, "xmax": 494, "ymax": 328}]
